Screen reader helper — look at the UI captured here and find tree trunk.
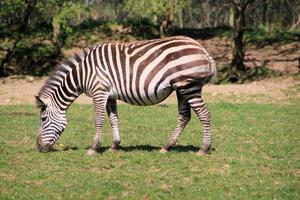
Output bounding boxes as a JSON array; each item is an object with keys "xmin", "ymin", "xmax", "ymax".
[
  {"xmin": 159, "ymin": 22, "xmax": 166, "ymax": 38},
  {"xmin": 261, "ymin": 0, "xmax": 267, "ymax": 26},
  {"xmin": 22, "ymin": 0, "xmax": 35, "ymax": 29},
  {"xmin": 159, "ymin": 8, "xmax": 173, "ymax": 38},
  {"xmin": 229, "ymin": 5, "xmax": 234, "ymax": 27},
  {"xmin": 229, "ymin": 0, "xmax": 253, "ymax": 82},
  {"xmin": 290, "ymin": 14, "xmax": 300, "ymax": 31},
  {"xmin": 178, "ymin": 10, "xmax": 183, "ymax": 29}
]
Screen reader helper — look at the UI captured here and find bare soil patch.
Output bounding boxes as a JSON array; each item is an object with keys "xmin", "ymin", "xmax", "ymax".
[
  {"xmin": 203, "ymin": 75, "xmax": 300, "ymax": 104},
  {"xmin": 201, "ymin": 37, "xmax": 300, "ymax": 74}
]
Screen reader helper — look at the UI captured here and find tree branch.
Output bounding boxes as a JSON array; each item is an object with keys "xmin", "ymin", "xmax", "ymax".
[
  {"xmin": 244, "ymin": 0, "xmax": 254, "ymax": 10},
  {"xmin": 229, "ymin": 0, "xmax": 239, "ymax": 11}
]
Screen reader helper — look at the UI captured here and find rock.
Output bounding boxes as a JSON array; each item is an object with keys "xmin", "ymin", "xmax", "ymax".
[{"xmin": 26, "ymin": 76, "xmax": 34, "ymax": 82}]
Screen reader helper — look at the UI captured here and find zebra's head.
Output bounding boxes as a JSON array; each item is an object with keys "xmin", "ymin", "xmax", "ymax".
[{"xmin": 35, "ymin": 96, "xmax": 67, "ymax": 152}]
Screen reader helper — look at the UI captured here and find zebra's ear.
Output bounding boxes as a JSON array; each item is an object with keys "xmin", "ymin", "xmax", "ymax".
[{"xmin": 35, "ymin": 96, "xmax": 46, "ymax": 109}]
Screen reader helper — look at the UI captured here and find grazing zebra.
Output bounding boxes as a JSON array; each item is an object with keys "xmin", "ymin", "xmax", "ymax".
[{"xmin": 36, "ymin": 36, "xmax": 216, "ymax": 156}]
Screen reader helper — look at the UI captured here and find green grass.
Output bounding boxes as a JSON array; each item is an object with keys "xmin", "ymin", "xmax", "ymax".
[{"xmin": 0, "ymin": 102, "xmax": 299, "ymax": 199}]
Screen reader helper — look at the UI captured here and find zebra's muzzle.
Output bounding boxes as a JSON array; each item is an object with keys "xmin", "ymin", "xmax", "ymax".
[{"xmin": 36, "ymin": 135, "xmax": 53, "ymax": 153}]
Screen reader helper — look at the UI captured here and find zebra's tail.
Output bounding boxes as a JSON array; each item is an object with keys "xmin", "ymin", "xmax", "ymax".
[
  {"xmin": 202, "ymin": 48, "xmax": 217, "ymax": 84},
  {"xmin": 187, "ymin": 36, "xmax": 217, "ymax": 84},
  {"xmin": 208, "ymin": 54, "xmax": 217, "ymax": 83}
]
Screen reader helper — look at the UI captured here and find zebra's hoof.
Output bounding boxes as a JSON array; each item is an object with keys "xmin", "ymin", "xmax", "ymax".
[
  {"xmin": 109, "ymin": 147, "xmax": 119, "ymax": 152},
  {"xmin": 86, "ymin": 149, "xmax": 96, "ymax": 156},
  {"xmin": 159, "ymin": 148, "xmax": 168, "ymax": 154},
  {"xmin": 197, "ymin": 150, "xmax": 208, "ymax": 157},
  {"xmin": 109, "ymin": 143, "xmax": 119, "ymax": 152}
]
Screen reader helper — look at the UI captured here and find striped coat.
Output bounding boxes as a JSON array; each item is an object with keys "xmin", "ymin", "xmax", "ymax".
[{"xmin": 36, "ymin": 36, "xmax": 216, "ymax": 156}]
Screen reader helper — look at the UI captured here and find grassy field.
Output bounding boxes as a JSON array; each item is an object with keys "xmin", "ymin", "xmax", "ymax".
[{"xmin": 0, "ymin": 101, "xmax": 299, "ymax": 199}]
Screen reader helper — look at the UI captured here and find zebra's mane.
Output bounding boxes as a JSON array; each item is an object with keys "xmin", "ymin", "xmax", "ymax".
[{"xmin": 37, "ymin": 46, "xmax": 94, "ymax": 102}]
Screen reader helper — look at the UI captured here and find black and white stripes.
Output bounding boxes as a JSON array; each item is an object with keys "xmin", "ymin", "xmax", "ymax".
[{"xmin": 36, "ymin": 36, "xmax": 216, "ymax": 155}]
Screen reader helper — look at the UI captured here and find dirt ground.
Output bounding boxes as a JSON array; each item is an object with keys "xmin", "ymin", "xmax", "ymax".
[
  {"xmin": 200, "ymin": 37, "xmax": 300, "ymax": 74},
  {"xmin": 1, "ymin": 75, "xmax": 299, "ymax": 105}
]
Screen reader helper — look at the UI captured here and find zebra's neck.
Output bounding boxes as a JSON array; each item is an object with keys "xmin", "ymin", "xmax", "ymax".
[
  {"xmin": 38, "ymin": 49, "xmax": 91, "ymax": 111},
  {"xmin": 39, "ymin": 72, "xmax": 81, "ymax": 111}
]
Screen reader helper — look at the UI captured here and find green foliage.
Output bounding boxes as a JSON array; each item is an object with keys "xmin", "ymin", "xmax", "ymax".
[
  {"xmin": 0, "ymin": 0, "xmax": 91, "ymax": 76},
  {"xmin": 0, "ymin": 102, "xmax": 299, "ymax": 199},
  {"xmin": 264, "ymin": 0, "xmax": 300, "ymax": 30},
  {"xmin": 123, "ymin": 18, "xmax": 159, "ymax": 39},
  {"xmin": 52, "ymin": 2, "xmax": 90, "ymax": 43},
  {"xmin": 123, "ymin": 0, "xmax": 187, "ymax": 25},
  {"xmin": 13, "ymin": 42, "xmax": 59, "ymax": 75},
  {"xmin": 0, "ymin": 0, "xmax": 26, "ymax": 28}
]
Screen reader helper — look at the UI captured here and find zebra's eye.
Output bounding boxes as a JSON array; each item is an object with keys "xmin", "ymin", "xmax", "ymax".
[{"xmin": 41, "ymin": 116, "xmax": 47, "ymax": 122}]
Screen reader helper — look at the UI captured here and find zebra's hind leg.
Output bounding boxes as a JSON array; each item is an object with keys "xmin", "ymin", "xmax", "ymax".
[
  {"xmin": 160, "ymin": 92, "xmax": 191, "ymax": 153},
  {"xmin": 106, "ymin": 99, "xmax": 120, "ymax": 151},
  {"xmin": 187, "ymin": 95, "xmax": 212, "ymax": 156},
  {"xmin": 86, "ymin": 91, "xmax": 109, "ymax": 156}
]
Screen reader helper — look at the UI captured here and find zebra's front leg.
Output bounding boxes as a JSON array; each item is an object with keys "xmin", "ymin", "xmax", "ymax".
[
  {"xmin": 86, "ymin": 92, "xmax": 109, "ymax": 155},
  {"xmin": 160, "ymin": 93, "xmax": 191, "ymax": 153},
  {"xmin": 188, "ymin": 96, "xmax": 212, "ymax": 156},
  {"xmin": 106, "ymin": 99, "xmax": 120, "ymax": 151}
]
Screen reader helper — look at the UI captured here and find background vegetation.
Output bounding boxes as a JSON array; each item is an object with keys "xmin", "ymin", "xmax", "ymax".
[{"xmin": 0, "ymin": 0, "xmax": 299, "ymax": 82}]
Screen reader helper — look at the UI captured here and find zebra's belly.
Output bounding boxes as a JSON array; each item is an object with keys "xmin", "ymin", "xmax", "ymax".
[
  {"xmin": 113, "ymin": 86, "xmax": 173, "ymax": 106},
  {"xmin": 142, "ymin": 87, "xmax": 173, "ymax": 105}
]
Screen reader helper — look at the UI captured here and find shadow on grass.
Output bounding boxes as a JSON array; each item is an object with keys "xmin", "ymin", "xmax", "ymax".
[
  {"xmin": 49, "ymin": 146, "xmax": 79, "ymax": 152},
  {"xmin": 118, "ymin": 145, "xmax": 161, "ymax": 152},
  {"xmin": 62, "ymin": 146, "xmax": 79, "ymax": 151},
  {"xmin": 83, "ymin": 145, "xmax": 160, "ymax": 153},
  {"xmin": 91, "ymin": 145, "xmax": 206, "ymax": 153},
  {"xmin": 52, "ymin": 144, "xmax": 215, "ymax": 154},
  {"xmin": 172, "ymin": 145, "xmax": 199, "ymax": 152}
]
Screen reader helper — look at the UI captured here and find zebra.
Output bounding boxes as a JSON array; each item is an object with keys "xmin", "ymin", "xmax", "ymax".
[{"xmin": 35, "ymin": 36, "xmax": 216, "ymax": 156}]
